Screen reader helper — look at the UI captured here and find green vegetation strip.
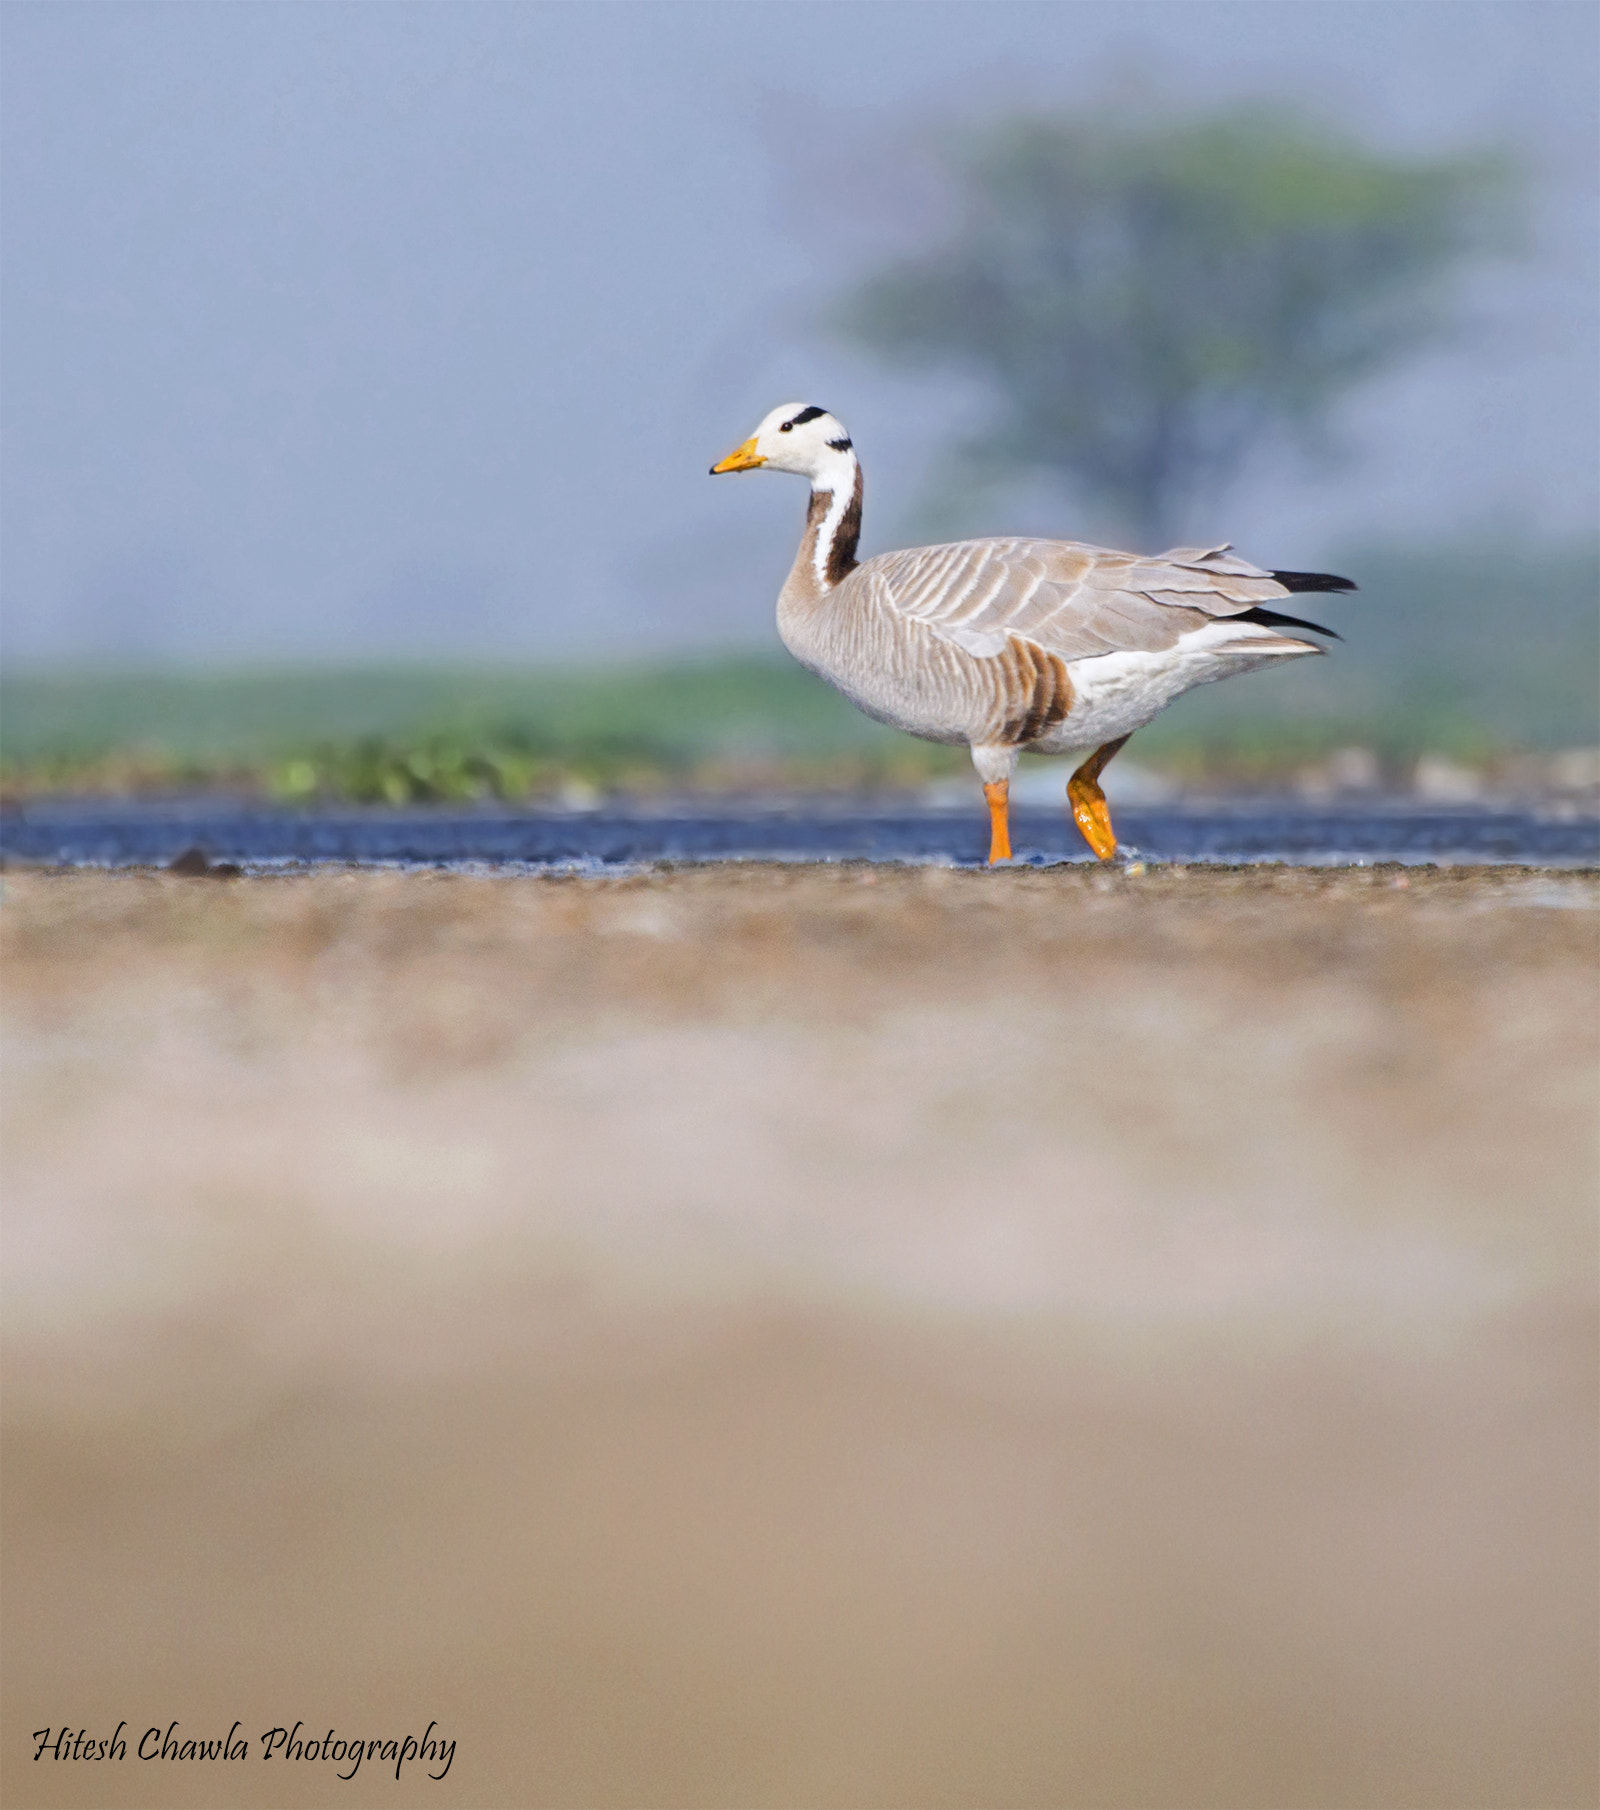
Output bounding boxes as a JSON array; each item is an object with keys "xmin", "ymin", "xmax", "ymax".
[{"xmin": 3, "ymin": 543, "xmax": 1593, "ymax": 800}]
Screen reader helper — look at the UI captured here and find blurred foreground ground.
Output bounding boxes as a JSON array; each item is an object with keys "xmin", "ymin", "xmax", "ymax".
[{"xmin": 3, "ymin": 865, "xmax": 1597, "ymax": 1809}]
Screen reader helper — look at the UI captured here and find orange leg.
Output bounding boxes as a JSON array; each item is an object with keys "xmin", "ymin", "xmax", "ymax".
[
  {"xmin": 1067, "ymin": 735, "xmax": 1131, "ymax": 862},
  {"xmin": 983, "ymin": 779, "xmax": 1012, "ymax": 864}
]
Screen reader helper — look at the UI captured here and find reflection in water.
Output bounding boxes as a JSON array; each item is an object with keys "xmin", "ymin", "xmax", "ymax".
[{"xmin": 2, "ymin": 798, "xmax": 1598, "ymax": 870}]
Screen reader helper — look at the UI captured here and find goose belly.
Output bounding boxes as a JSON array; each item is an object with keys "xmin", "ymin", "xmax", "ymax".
[{"xmin": 1033, "ymin": 622, "xmax": 1320, "ymax": 755}]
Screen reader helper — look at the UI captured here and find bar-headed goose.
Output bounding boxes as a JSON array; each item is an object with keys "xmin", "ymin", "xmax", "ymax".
[{"xmin": 712, "ymin": 403, "xmax": 1354, "ymax": 862}]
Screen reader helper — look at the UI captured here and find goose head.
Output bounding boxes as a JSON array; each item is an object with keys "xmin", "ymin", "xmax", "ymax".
[{"xmin": 710, "ymin": 403, "xmax": 854, "ymax": 484}]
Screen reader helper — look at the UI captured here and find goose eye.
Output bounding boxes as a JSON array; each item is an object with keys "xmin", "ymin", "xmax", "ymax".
[{"xmin": 779, "ymin": 422, "xmax": 794, "ymax": 433}]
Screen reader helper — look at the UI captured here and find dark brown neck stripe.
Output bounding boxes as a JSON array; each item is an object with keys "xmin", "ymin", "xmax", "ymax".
[{"xmin": 826, "ymin": 464, "xmax": 863, "ymax": 585}]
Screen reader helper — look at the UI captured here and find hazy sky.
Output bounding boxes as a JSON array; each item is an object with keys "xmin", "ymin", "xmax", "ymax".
[{"xmin": 3, "ymin": 0, "xmax": 1596, "ymax": 664}]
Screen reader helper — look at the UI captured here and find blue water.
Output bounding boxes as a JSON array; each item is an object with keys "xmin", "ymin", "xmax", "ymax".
[{"xmin": 2, "ymin": 799, "xmax": 1595, "ymax": 869}]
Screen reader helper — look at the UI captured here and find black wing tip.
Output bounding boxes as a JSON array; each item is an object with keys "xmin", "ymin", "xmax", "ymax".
[
  {"xmin": 1234, "ymin": 605, "xmax": 1343, "ymax": 642},
  {"xmin": 1271, "ymin": 569, "xmax": 1358, "ymax": 594}
]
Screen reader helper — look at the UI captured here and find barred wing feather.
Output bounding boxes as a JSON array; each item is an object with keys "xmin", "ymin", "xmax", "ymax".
[{"xmin": 859, "ymin": 538, "xmax": 1300, "ymax": 663}]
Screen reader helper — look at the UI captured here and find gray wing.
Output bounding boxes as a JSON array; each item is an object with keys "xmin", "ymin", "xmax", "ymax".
[{"xmin": 857, "ymin": 537, "xmax": 1305, "ymax": 661}]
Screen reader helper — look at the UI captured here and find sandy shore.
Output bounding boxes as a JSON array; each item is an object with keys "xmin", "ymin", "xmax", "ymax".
[{"xmin": 3, "ymin": 865, "xmax": 1597, "ymax": 1808}]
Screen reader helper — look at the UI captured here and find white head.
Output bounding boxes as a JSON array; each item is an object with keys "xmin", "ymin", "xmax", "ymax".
[{"xmin": 710, "ymin": 402, "xmax": 856, "ymax": 487}]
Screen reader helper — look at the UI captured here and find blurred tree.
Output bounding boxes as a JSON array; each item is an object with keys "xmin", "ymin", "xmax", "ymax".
[{"xmin": 835, "ymin": 108, "xmax": 1516, "ymax": 548}]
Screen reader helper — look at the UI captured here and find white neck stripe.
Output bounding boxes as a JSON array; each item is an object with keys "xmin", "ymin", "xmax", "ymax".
[{"xmin": 810, "ymin": 450, "xmax": 858, "ymax": 587}]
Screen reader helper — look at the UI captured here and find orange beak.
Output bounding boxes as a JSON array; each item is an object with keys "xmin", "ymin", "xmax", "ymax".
[{"xmin": 710, "ymin": 436, "xmax": 766, "ymax": 475}]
